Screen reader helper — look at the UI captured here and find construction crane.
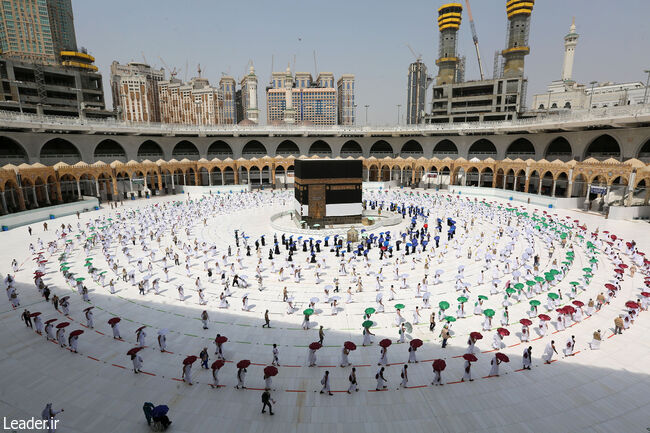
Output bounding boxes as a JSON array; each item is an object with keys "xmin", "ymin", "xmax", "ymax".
[
  {"xmin": 406, "ymin": 44, "xmax": 422, "ymax": 62},
  {"xmin": 158, "ymin": 57, "xmax": 179, "ymax": 80},
  {"xmin": 465, "ymin": 0, "xmax": 485, "ymax": 80}
]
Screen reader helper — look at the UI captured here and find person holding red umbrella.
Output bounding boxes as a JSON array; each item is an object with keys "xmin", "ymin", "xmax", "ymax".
[
  {"xmin": 489, "ymin": 354, "xmax": 501, "ymax": 377},
  {"xmin": 44, "ymin": 320, "xmax": 56, "ymax": 341},
  {"xmin": 432, "ymin": 360, "xmax": 445, "ymax": 386},
  {"xmin": 235, "ymin": 365, "xmax": 247, "ymax": 389},
  {"xmin": 55, "ymin": 325, "xmax": 66, "ymax": 348},
  {"xmin": 308, "ymin": 346, "xmax": 318, "ymax": 367},
  {"xmin": 182, "ymin": 358, "xmax": 194, "ymax": 386},
  {"xmin": 129, "ymin": 348, "xmax": 143, "ymax": 373},
  {"xmin": 84, "ymin": 307, "xmax": 93, "ymax": 329},
  {"xmin": 340, "ymin": 346, "xmax": 351, "ymax": 367},
  {"xmin": 347, "ymin": 367, "xmax": 358, "ymax": 393},
  {"xmin": 109, "ymin": 318, "xmax": 121, "ymax": 339},
  {"xmin": 33, "ymin": 313, "xmax": 44, "ymax": 334},
  {"xmin": 210, "ymin": 360, "xmax": 224, "ymax": 389},
  {"xmin": 68, "ymin": 330, "xmax": 81, "ymax": 353},
  {"xmin": 136, "ymin": 327, "xmax": 146, "ymax": 348},
  {"xmin": 461, "ymin": 355, "xmax": 475, "ymax": 382},
  {"xmin": 378, "ymin": 342, "xmax": 389, "ymax": 365},
  {"xmin": 520, "ymin": 320, "xmax": 531, "ymax": 342}
]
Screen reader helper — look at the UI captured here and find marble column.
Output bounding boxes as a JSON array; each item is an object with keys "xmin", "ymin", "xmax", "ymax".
[
  {"xmin": 76, "ymin": 180, "xmax": 82, "ymax": 198},
  {"xmin": 32, "ymin": 186, "xmax": 38, "ymax": 207}
]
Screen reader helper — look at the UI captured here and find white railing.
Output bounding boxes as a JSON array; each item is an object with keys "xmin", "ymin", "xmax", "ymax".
[{"xmin": 0, "ymin": 105, "xmax": 648, "ymax": 136}]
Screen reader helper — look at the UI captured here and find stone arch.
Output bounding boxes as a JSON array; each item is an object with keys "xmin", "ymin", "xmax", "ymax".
[
  {"xmin": 527, "ymin": 170, "xmax": 540, "ymax": 194},
  {"xmin": 340, "ymin": 140, "xmax": 363, "ymax": 157},
  {"xmin": 571, "ymin": 174, "xmax": 587, "ymax": 197},
  {"xmin": 433, "ymin": 139, "xmax": 458, "ymax": 157},
  {"xmin": 514, "ymin": 169, "xmax": 526, "ymax": 191},
  {"xmin": 584, "ymin": 134, "xmax": 620, "ymax": 160},
  {"xmin": 636, "ymin": 138, "xmax": 650, "ymax": 163},
  {"xmin": 368, "ymin": 164, "xmax": 379, "ymax": 182},
  {"xmin": 276, "ymin": 140, "xmax": 300, "ymax": 156},
  {"xmin": 554, "ymin": 172, "xmax": 569, "ymax": 197},
  {"xmin": 438, "ymin": 165, "xmax": 451, "ymax": 187},
  {"xmin": 480, "ymin": 167, "xmax": 494, "ymax": 187},
  {"xmin": 0, "ymin": 136, "xmax": 28, "ymax": 164},
  {"xmin": 495, "ymin": 168, "xmax": 505, "ymax": 189},
  {"xmin": 172, "ymin": 140, "xmax": 200, "ymax": 159},
  {"xmin": 369, "ymin": 140, "xmax": 394, "ymax": 157},
  {"xmin": 465, "ymin": 167, "xmax": 479, "ymax": 186},
  {"xmin": 506, "ymin": 138, "xmax": 535, "ymax": 159},
  {"xmin": 242, "ymin": 140, "xmax": 268, "ymax": 158},
  {"xmin": 504, "ymin": 169, "xmax": 515, "ymax": 190},
  {"xmin": 545, "ymin": 137, "xmax": 573, "ymax": 161},
  {"xmin": 468, "ymin": 139, "xmax": 496, "ymax": 159},
  {"xmin": 94, "ymin": 139, "xmax": 126, "ymax": 162},
  {"xmin": 401, "ymin": 140, "xmax": 423, "ymax": 157},
  {"xmin": 223, "ymin": 166, "xmax": 236, "ymax": 185},
  {"xmin": 138, "ymin": 140, "xmax": 164, "ymax": 160},
  {"xmin": 540, "ymin": 171, "xmax": 554, "ymax": 196},
  {"xmin": 207, "ymin": 140, "xmax": 233, "ymax": 159},
  {"xmin": 40, "ymin": 138, "xmax": 81, "ymax": 164},
  {"xmin": 308, "ymin": 140, "xmax": 332, "ymax": 157}
]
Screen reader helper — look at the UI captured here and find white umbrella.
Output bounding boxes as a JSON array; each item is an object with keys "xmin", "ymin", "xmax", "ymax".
[
  {"xmin": 158, "ymin": 328, "xmax": 169, "ymax": 336},
  {"xmin": 310, "ymin": 297, "xmax": 320, "ymax": 304}
]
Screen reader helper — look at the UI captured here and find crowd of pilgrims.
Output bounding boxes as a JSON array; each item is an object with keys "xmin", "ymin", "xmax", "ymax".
[{"xmin": 6, "ymin": 189, "xmax": 650, "ymax": 391}]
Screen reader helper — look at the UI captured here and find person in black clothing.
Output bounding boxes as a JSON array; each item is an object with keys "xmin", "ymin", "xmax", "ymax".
[
  {"xmin": 43, "ymin": 286, "xmax": 50, "ymax": 302},
  {"xmin": 21, "ymin": 309, "xmax": 32, "ymax": 328},
  {"xmin": 261, "ymin": 390, "xmax": 274, "ymax": 415}
]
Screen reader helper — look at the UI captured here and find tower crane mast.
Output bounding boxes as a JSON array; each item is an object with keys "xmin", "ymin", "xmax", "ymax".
[{"xmin": 465, "ymin": 0, "xmax": 485, "ymax": 80}]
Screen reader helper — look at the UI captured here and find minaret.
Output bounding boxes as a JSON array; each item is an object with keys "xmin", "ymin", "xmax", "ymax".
[
  {"xmin": 561, "ymin": 17, "xmax": 578, "ymax": 82},
  {"xmin": 245, "ymin": 64, "xmax": 259, "ymax": 124},
  {"xmin": 283, "ymin": 65, "xmax": 296, "ymax": 124},
  {"xmin": 435, "ymin": 3, "xmax": 463, "ymax": 85}
]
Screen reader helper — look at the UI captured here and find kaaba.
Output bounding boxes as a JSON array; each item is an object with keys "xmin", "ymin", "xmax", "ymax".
[{"xmin": 294, "ymin": 160, "xmax": 363, "ymax": 224}]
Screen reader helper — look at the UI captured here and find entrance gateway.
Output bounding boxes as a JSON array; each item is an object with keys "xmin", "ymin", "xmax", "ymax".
[{"xmin": 294, "ymin": 160, "xmax": 362, "ymax": 225}]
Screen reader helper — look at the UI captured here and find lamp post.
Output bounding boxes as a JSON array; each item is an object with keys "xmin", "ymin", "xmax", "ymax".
[
  {"xmin": 364, "ymin": 104, "xmax": 369, "ymax": 126},
  {"xmin": 643, "ymin": 69, "xmax": 650, "ymax": 105},
  {"xmin": 397, "ymin": 104, "xmax": 401, "ymax": 125},
  {"xmin": 588, "ymin": 81, "xmax": 598, "ymax": 111}
]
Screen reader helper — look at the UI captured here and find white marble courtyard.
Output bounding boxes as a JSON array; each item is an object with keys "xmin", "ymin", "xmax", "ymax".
[{"xmin": 1, "ymin": 189, "xmax": 649, "ymax": 433}]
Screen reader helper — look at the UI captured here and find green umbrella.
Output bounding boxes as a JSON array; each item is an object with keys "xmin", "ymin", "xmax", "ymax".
[
  {"xmin": 75, "ymin": 277, "xmax": 85, "ymax": 282},
  {"xmin": 303, "ymin": 309, "xmax": 314, "ymax": 316},
  {"xmin": 395, "ymin": 304, "xmax": 405, "ymax": 310},
  {"xmin": 534, "ymin": 276, "xmax": 544, "ymax": 282},
  {"xmin": 566, "ymin": 251, "xmax": 574, "ymax": 257},
  {"xmin": 362, "ymin": 320, "xmax": 373, "ymax": 328},
  {"xmin": 505, "ymin": 288, "xmax": 516, "ymax": 295},
  {"xmin": 364, "ymin": 307, "xmax": 376, "ymax": 316},
  {"xmin": 569, "ymin": 281, "xmax": 580, "ymax": 286},
  {"xmin": 549, "ymin": 269, "xmax": 560, "ymax": 275},
  {"xmin": 589, "ymin": 258, "xmax": 598, "ymax": 263},
  {"xmin": 84, "ymin": 262, "xmax": 92, "ymax": 267},
  {"xmin": 60, "ymin": 262, "xmax": 69, "ymax": 266},
  {"xmin": 514, "ymin": 283, "xmax": 524, "ymax": 290},
  {"xmin": 65, "ymin": 240, "xmax": 73, "ymax": 244},
  {"xmin": 547, "ymin": 293, "xmax": 559, "ymax": 300},
  {"xmin": 529, "ymin": 300, "xmax": 541, "ymax": 307},
  {"xmin": 478, "ymin": 295, "xmax": 488, "ymax": 301},
  {"xmin": 526, "ymin": 280, "xmax": 537, "ymax": 286},
  {"xmin": 99, "ymin": 271, "xmax": 107, "ymax": 275},
  {"xmin": 483, "ymin": 309, "xmax": 495, "ymax": 317},
  {"xmin": 582, "ymin": 267, "xmax": 592, "ymax": 273},
  {"xmin": 561, "ymin": 261, "xmax": 571, "ymax": 266},
  {"xmin": 545, "ymin": 275, "xmax": 554, "ymax": 282},
  {"xmin": 60, "ymin": 266, "xmax": 70, "ymax": 271},
  {"xmin": 86, "ymin": 258, "xmax": 93, "ymax": 261},
  {"xmin": 444, "ymin": 316, "xmax": 456, "ymax": 322},
  {"xmin": 560, "ymin": 233, "xmax": 567, "ymax": 239},
  {"xmin": 86, "ymin": 237, "xmax": 94, "ymax": 240},
  {"xmin": 577, "ymin": 234, "xmax": 584, "ymax": 239},
  {"xmin": 457, "ymin": 296, "xmax": 468, "ymax": 303},
  {"xmin": 438, "ymin": 301, "xmax": 450, "ymax": 310}
]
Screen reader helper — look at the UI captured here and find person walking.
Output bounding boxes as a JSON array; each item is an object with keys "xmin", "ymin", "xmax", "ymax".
[
  {"xmin": 201, "ymin": 310, "xmax": 209, "ymax": 330},
  {"xmin": 440, "ymin": 325, "xmax": 450, "ymax": 348},
  {"xmin": 271, "ymin": 344, "xmax": 279, "ymax": 366},
  {"xmin": 21, "ymin": 309, "xmax": 32, "ymax": 328},
  {"xmin": 200, "ymin": 348, "xmax": 209, "ymax": 369},
  {"xmin": 320, "ymin": 370, "xmax": 333, "ymax": 395},
  {"xmin": 261, "ymin": 390, "xmax": 274, "ymax": 415},
  {"xmin": 318, "ymin": 326, "xmax": 325, "ymax": 344},
  {"xmin": 262, "ymin": 309, "xmax": 271, "ymax": 328},
  {"xmin": 41, "ymin": 403, "xmax": 63, "ymax": 433},
  {"xmin": 347, "ymin": 367, "xmax": 359, "ymax": 393}
]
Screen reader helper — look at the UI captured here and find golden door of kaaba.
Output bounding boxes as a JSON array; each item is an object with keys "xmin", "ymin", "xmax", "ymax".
[{"xmin": 308, "ymin": 184, "xmax": 326, "ymax": 219}]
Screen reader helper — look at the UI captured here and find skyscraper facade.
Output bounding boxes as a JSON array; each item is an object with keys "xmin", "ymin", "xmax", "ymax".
[
  {"xmin": 158, "ymin": 77, "xmax": 224, "ymax": 126},
  {"xmin": 337, "ymin": 74, "xmax": 355, "ymax": 125},
  {"xmin": 0, "ymin": 0, "xmax": 56, "ymax": 64},
  {"xmin": 46, "ymin": 0, "xmax": 76, "ymax": 56},
  {"xmin": 219, "ymin": 76, "xmax": 237, "ymax": 124},
  {"xmin": 110, "ymin": 61, "xmax": 165, "ymax": 123},
  {"xmin": 406, "ymin": 61, "xmax": 428, "ymax": 124}
]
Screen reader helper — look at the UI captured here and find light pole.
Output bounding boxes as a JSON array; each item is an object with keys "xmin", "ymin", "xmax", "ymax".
[
  {"xmin": 643, "ymin": 69, "xmax": 650, "ymax": 105},
  {"xmin": 364, "ymin": 104, "xmax": 369, "ymax": 125},
  {"xmin": 588, "ymin": 80, "xmax": 598, "ymax": 111},
  {"xmin": 396, "ymin": 104, "xmax": 401, "ymax": 125}
]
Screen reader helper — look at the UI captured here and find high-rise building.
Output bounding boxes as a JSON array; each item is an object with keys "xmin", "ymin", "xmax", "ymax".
[
  {"xmin": 337, "ymin": 74, "xmax": 355, "ymax": 125},
  {"xmin": 158, "ymin": 76, "xmax": 224, "ymax": 126},
  {"xmin": 406, "ymin": 61, "xmax": 429, "ymax": 124},
  {"xmin": 435, "ymin": 3, "xmax": 462, "ymax": 86},
  {"xmin": 240, "ymin": 65, "xmax": 259, "ymax": 124},
  {"xmin": 502, "ymin": 0, "xmax": 534, "ymax": 78},
  {"xmin": 219, "ymin": 76, "xmax": 237, "ymax": 124},
  {"xmin": 0, "ymin": 0, "xmax": 57, "ymax": 64},
  {"xmin": 266, "ymin": 67, "xmax": 349, "ymax": 125},
  {"xmin": 47, "ymin": 0, "xmax": 77, "ymax": 56},
  {"xmin": 110, "ymin": 61, "xmax": 165, "ymax": 123}
]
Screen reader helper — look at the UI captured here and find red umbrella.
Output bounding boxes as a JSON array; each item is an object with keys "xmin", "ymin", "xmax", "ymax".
[
  {"xmin": 619, "ymin": 263, "xmax": 628, "ymax": 269},
  {"xmin": 215, "ymin": 336, "xmax": 228, "ymax": 344},
  {"xmin": 614, "ymin": 268, "xmax": 623, "ymax": 274},
  {"xmin": 108, "ymin": 317, "xmax": 121, "ymax": 325},
  {"xmin": 183, "ymin": 355, "xmax": 197, "ymax": 365},
  {"xmin": 538, "ymin": 314, "xmax": 551, "ymax": 321},
  {"xmin": 495, "ymin": 353, "xmax": 510, "ymax": 363},
  {"xmin": 626, "ymin": 242, "xmax": 632, "ymax": 248},
  {"xmin": 135, "ymin": 326, "xmax": 146, "ymax": 333},
  {"xmin": 69, "ymin": 329, "xmax": 84, "ymax": 337},
  {"xmin": 463, "ymin": 353, "xmax": 478, "ymax": 362},
  {"xmin": 236, "ymin": 360, "xmax": 251, "ymax": 369},
  {"xmin": 29, "ymin": 312, "xmax": 42, "ymax": 317},
  {"xmin": 264, "ymin": 366, "xmax": 279, "ymax": 376},
  {"xmin": 410, "ymin": 338, "xmax": 423, "ymax": 348},
  {"xmin": 309, "ymin": 342, "xmax": 322, "ymax": 350},
  {"xmin": 572, "ymin": 300, "xmax": 584, "ymax": 307},
  {"xmin": 497, "ymin": 327, "xmax": 510, "ymax": 337},
  {"xmin": 211, "ymin": 360, "xmax": 225, "ymax": 370},
  {"xmin": 625, "ymin": 301, "xmax": 639, "ymax": 309},
  {"xmin": 641, "ymin": 292, "xmax": 650, "ymax": 297},
  {"xmin": 604, "ymin": 283, "xmax": 617, "ymax": 291},
  {"xmin": 611, "ymin": 235, "xmax": 617, "ymax": 240},
  {"xmin": 55, "ymin": 322, "xmax": 70, "ymax": 329},
  {"xmin": 83, "ymin": 306, "xmax": 94, "ymax": 312},
  {"xmin": 432, "ymin": 359, "xmax": 446, "ymax": 372},
  {"xmin": 127, "ymin": 347, "xmax": 143, "ymax": 356},
  {"xmin": 44, "ymin": 318, "xmax": 57, "ymax": 325},
  {"xmin": 379, "ymin": 338, "xmax": 392, "ymax": 348},
  {"xmin": 344, "ymin": 341, "xmax": 357, "ymax": 351},
  {"xmin": 519, "ymin": 319, "xmax": 532, "ymax": 326},
  {"xmin": 556, "ymin": 308, "xmax": 567, "ymax": 314}
]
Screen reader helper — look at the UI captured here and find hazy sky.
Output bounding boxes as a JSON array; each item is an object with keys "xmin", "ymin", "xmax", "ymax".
[{"xmin": 74, "ymin": 0, "xmax": 650, "ymax": 125}]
